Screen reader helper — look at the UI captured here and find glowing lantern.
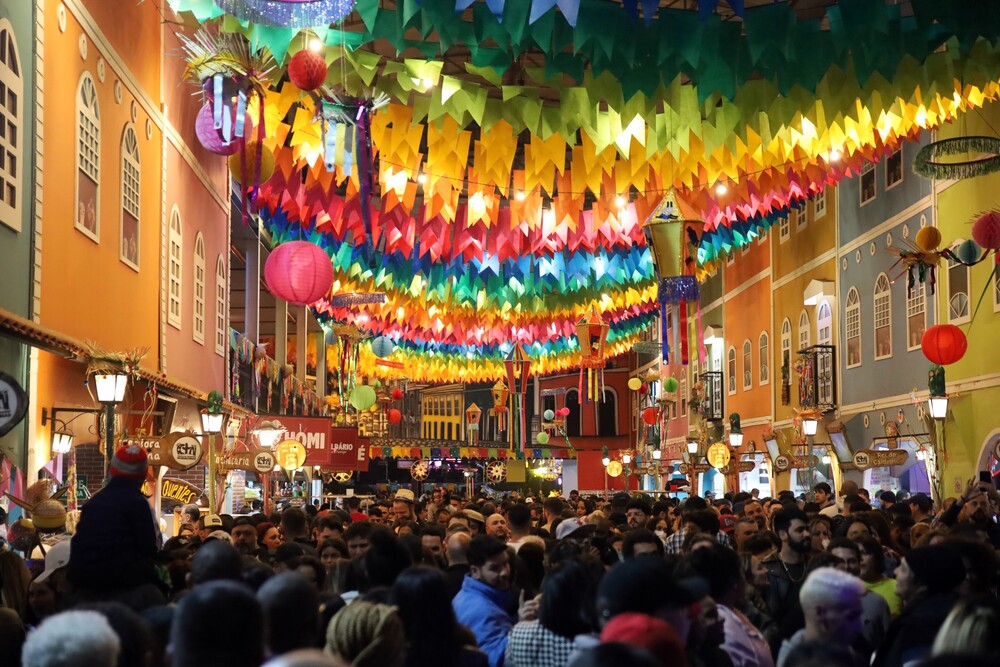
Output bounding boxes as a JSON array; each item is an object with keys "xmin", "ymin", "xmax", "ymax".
[
  {"xmin": 490, "ymin": 379, "xmax": 510, "ymax": 434},
  {"xmin": 921, "ymin": 324, "xmax": 968, "ymax": 365},
  {"xmin": 264, "ymin": 241, "xmax": 334, "ymax": 306},
  {"xmin": 627, "ymin": 377, "xmax": 643, "ymax": 391},
  {"xmin": 288, "ymin": 49, "xmax": 328, "ymax": 91},
  {"xmin": 576, "ymin": 307, "xmax": 610, "ymax": 403},
  {"xmin": 466, "ymin": 403, "xmax": 482, "ymax": 445}
]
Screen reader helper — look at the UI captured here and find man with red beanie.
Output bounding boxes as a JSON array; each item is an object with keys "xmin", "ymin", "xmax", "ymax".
[{"xmin": 68, "ymin": 444, "xmax": 159, "ymax": 596}]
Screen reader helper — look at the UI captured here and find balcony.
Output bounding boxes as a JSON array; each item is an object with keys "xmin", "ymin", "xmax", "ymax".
[
  {"xmin": 798, "ymin": 344, "xmax": 837, "ymax": 413},
  {"xmin": 698, "ymin": 371, "xmax": 724, "ymax": 421}
]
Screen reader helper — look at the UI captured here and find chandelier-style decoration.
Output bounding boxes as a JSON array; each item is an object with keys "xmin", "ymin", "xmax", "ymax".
[
  {"xmin": 214, "ymin": 0, "xmax": 358, "ymax": 28},
  {"xmin": 576, "ymin": 307, "xmax": 610, "ymax": 403},
  {"xmin": 504, "ymin": 345, "xmax": 532, "ymax": 452}
]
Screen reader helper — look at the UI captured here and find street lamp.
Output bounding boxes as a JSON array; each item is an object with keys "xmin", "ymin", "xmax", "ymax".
[
  {"xmin": 928, "ymin": 395, "xmax": 948, "ymax": 420},
  {"xmin": 52, "ymin": 429, "xmax": 74, "ymax": 455},
  {"xmin": 601, "ymin": 446, "xmax": 611, "ymax": 467},
  {"xmin": 687, "ymin": 441, "xmax": 699, "ymax": 454},
  {"xmin": 253, "ymin": 420, "xmax": 286, "ymax": 449},
  {"xmin": 802, "ymin": 417, "xmax": 819, "ymax": 436},
  {"xmin": 652, "ymin": 447, "xmax": 662, "ymax": 460},
  {"xmin": 94, "ymin": 370, "xmax": 128, "ymax": 483},
  {"xmin": 201, "ymin": 391, "xmax": 227, "ymax": 514},
  {"xmin": 728, "ymin": 413, "xmax": 743, "ymax": 449}
]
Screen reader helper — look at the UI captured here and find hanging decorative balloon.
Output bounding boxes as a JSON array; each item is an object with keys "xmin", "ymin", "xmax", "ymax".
[
  {"xmin": 536, "ymin": 431, "xmax": 550, "ymax": 445},
  {"xmin": 229, "ymin": 141, "xmax": 275, "ymax": 187},
  {"xmin": 195, "ymin": 104, "xmax": 251, "ymax": 156},
  {"xmin": 644, "ymin": 189, "xmax": 705, "ymax": 366},
  {"xmin": 349, "ymin": 385, "xmax": 377, "ymax": 411},
  {"xmin": 972, "ymin": 210, "xmax": 1000, "ymax": 250},
  {"xmin": 387, "ymin": 408, "xmax": 402, "ymax": 424},
  {"xmin": 627, "ymin": 377, "xmax": 644, "ymax": 391},
  {"xmin": 643, "ymin": 407, "xmax": 659, "ymax": 426},
  {"xmin": 888, "ymin": 226, "xmax": 943, "ymax": 296},
  {"xmin": 663, "ymin": 376, "xmax": 680, "ymax": 393},
  {"xmin": 576, "ymin": 307, "xmax": 610, "ymax": 403},
  {"xmin": 391, "ymin": 388, "xmax": 404, "ymax": 400},
  {"xmin": 264, "ymin": 241, "xmax": 334, "ymax": 306},
  {"xmin": 287, "ymin": 48, "xmax": 328, "ymax": 91},
  {"xmin": 543, "ymin": 409, "xmax": 555, "ymax": 421},
  {"xmin": 921, "ymin": 324, "xmax": 968, "ymax": 365},
  {"xmin": 371, "ymin": 336, "xmax": 396, "ymax": 359}
]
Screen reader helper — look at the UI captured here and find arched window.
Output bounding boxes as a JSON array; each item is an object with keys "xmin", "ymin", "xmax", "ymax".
[
  {"xmin": 120, "ymin": 125, "xmax": 140, "ymax": 270},
  {"xmin": 168, "ymin": 207, "xmax": 182, "ymax": 328},
  {"xmin": 908, "ymin": 283, "xmax": 927, "ymax": 350},
  {"xmin": 742, "ymin": 339, "xmax": 753, "ymax": 390},
  {"xmin": 680, "ymin": 373, "xmax": 688, "ymax": 416},
  {"xmin": 215, "ymin": 255, "xmax": 226, "ymax": 355},
  {"xmin": 845, "ymin": 287, "xmax": 861, "ymax": 367},
  {"xmin": 817, "ymin": 300, "xmax": 833, "ymax": 405},
  {"xmin": 874, "ymin": 273, "xmax": 892, "ymax": 359},
  {"xmin": 947, "ymin": 241, "xmax": 970, "ymax": 324},
  {"xmin": 727, "ymin": 346, "xmax": 737, "ymax": 395},
  {"xmin": 75, "ymin": 72, "xmax": 100, "ymax": 241},
  {"xmin": 759, "ymin": 332, "xmax": 769, "ymax": 385},
  {"xmin": 565, "ymin": 389, "xmax": 581, "ymax": 438},
  {"xmin": 596, "ymin": 388, "xmax": 617, "ymax": 437},
  {"xmin": 193, "ymin": 233, "xmax": 205, "ymax": 344},
  {"xmin": 0, "ymin": 21, "xmax": 22, "ymax": 231},
  {"xmin": 781, "ymin": 318, "xmax": 791, "ymax": 371},
  {"xmin": 798, "ymin": 310, "xmax": 810, "ymax": 351}
]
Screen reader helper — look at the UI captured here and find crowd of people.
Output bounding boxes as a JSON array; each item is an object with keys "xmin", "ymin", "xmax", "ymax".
[{"xmin": 1, "ymin": 444, "xmax": 1000, "ymax": 667}]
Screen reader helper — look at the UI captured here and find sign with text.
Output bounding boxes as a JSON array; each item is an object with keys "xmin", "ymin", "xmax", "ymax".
[
  {"xmin": 853, "ymin": 449, "xmax": 909, "ymax": 470},
  {"xmin": 0, "ymin": 372, "xmax": 27, "ymax": 438},
  {"xmin": 215, "ymin": 448, "xmax": 279, "ymax": 473},
  {"xmin": 330, "ymin": 427, "xmax": 369, "ymax": 471},
  {"xmin": 262, "ymin": 416, "xmax": 334, "ymax": 467},
  {"xmin": 142, "ymin": 477, "xmax": 201, "ymax": 504},
  {"xmin": 125, "ymin": 432, "xmax": 204, "ymax": 470}
]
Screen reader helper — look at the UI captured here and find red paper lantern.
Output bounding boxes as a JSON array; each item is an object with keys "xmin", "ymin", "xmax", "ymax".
[
  {"xmin": 264, "ymin": 241, "xmax": 334, "ymax": 306},
  {"xmin": 643, "ymin": 407, "xmax": 659, "ymax": 426},
  {"xmin": 972, "ymin": 210, "xmax": 1000, "ymax": 250},
  {"xmin": 391, "ymin": 388, "xmax": 404, "ymax": 400},
  {"xmin": 388, "ymin": 409, "xmax": 402, "ymax": 424},
  {"xmin": 288, "ymin": 49, "xmax": 328, "ymax": 91},
  {"xmin": 195, "ymin": 103, "xmax": 252, "ymax": 156},
  {"xmin": 921, "ymin": 324, "xmax": 968, "ymax": 365}
]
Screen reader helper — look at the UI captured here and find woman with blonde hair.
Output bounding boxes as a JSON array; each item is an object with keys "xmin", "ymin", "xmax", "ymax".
[{"xmin": 931, "ymin": 596, "xmax": 1000, "ymax": 659}]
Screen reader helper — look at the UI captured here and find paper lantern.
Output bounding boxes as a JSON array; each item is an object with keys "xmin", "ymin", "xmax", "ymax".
[
  {"xmin": 558, "ymin": 407, "xmax": 571, "ymax": 417},
  {"xmin": 372, "ymin": 336, "xmax": 395, "ymax": 358},
  {"xmin": 956, "ymin": 239, "xmax": 982, "ymax": 265},
  {"xmin": 543, "ymin": 409, "xmax": 555, "ymax": 421},
  {"xmin": 536, "ymin": 431, "xmax": 550, "ymax": 445},
  {"xmin": 627, "ymin": 377, "xmax": 643, "ymax": 391},
  {"xmin": 195, "ymin": 103, "xmax": 251, "ymax": 156},
  {"xmin": 264, "ymin": 241, "xmax": 334, "ymax": 306},
  {"xmin": 229, "ymin": 142, "xmax": 275, "ymax": 186},
  {"xmin": 664, "ymin": 377, "xmax": 679, "ymax": 393},
  {"xmin": 391, "ymin": 388, "xmax": 404, "ymax": 400},
  {"xmin": 972, "ymin": 211, "xmax": 1000, "ymax": 250},
  {"xmin": 915, "ymin": 226, "xmax": 942, "ymax": 252},
  {"xmin": 349, "ymin": 385, "xmax": 377, "ymax": 411},
  {"xmin": 921, "ymin": 324, "xmax": 968, "ymax": 365},
  {"xmin": 388, "ymin": 408, "xmax": 402, "ymax": 424},
  {"xmin": 643, "ymin": 407, "xmax": 659, "ymax": 426},
  {"xmin": 288, "ymin": 49, "xmax": 328, "ymax": 91}
]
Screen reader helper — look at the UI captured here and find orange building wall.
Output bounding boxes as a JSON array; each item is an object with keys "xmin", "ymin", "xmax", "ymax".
[
  {"xmin": 78, "ymin": 0, "xmax": 163, "ymax": 99},
  {"xmin": 724, "ymin": 276, "xmax": 773, "ymax": 420},
  {"xmin": 39, "ymin": 0, "xmax": 161, "ymax": 359}
]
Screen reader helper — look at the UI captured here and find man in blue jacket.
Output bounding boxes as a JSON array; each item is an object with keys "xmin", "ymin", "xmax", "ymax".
[{"xmin": 453, "ymin": 535, "xmax": 537, "ymax": 667}]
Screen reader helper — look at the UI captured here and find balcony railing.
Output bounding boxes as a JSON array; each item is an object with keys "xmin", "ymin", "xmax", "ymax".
[
  {"xmin": 699, "ymin": 371, "xmax": 724, "ymax": 421},
  {"xmin": 797, "ymin": 344, "xmax": 837, "ymax": 413}
]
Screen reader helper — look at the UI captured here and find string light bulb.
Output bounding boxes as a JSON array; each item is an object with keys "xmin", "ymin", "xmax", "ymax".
[
  {"xmin": 715, "ymin": 183, "xmax": 728, "ymax": 195},
  {"xmin": 515, "ymin": 191, "xmax": 525, "ymax": 201},
  {"xmin": 308, "ymin": 38, "xmax": 323, "ymax": 52},
  {"xmin": 615, "ymin": 195, "xmax": 627, "ymax": 208},
  {"xmin": 417, "ymin": 174, "xmax": 427, "ymax": 184}
]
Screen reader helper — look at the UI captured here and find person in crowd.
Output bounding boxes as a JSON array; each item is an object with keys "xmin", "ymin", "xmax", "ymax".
[
  {"xmin": 506, "ymin": 503, "xmax": 533, "ymax": 553},
  {"xmin": 486, "ymin": 513, "xmax": 510, "ymax": 542},
  {"xmin": 280, "ymin": 509, "xmax": 318, "ymax": 556},
  {"xmin": 541, "ymin": 498, "xmax": 564, "ymax": 534},
  {"xmin": 762, "ymin": 507, "xmax": 811, "ymax": 655},
  {"xmin": 231, "ymin": 517, "xmax": 260, "ymax": 557},
  {"xmin": 25, "ymin": 575, "xmax": 59, "ymax": 628},
  {"xmin": 776, "ymin": 568, "xmax": 865, "ymax": 667},
  {"xmin": 257, "ymin": 522, "xmax": 283, "ymax": 557},
  {"xmin": 464, "ymin": 510, "xmax": 487, "ymax": 537},
  {"xmin": 391, "ymin": 566, "xmax": 487, "ymax": 667},
  {"xmin": 855, "ymin": 536, "xmax": 901, "ymax": 615},
  {"xmin": 315, "ymin": 515, "xmax": 345, "ymax": 545},
  {"xmin": 664, "ymin": 498, "xmax": 734, "ymax": 554},
  {"xmin": 733, "ymin": 518, "xmax": 759, "ymax": 552},
  {"xmin": 936, "ymin": 478, "xmax": 1000, "ymax": 547},
  {"xmin": 344, "ymin": 521, "xmax": 375, "ymax": 560},
  {"xmin": 324, "ymin": 601, "xmax": 406, "ymax": 667},
  {"xmin": 600, "ymin": 613, "xmax": 688, "ymax": 667},
  {"xmin": 626, "ymin": 499, "xmax": 651, "ymax": 529},
  {"xmin": 171, "ymin": 580, "xmax": 265, "ymax": 667},
  {"xmin": 258, "ymin": 572, "xmax": 320, "ymax": 656},
  {"xmin": 68, "ymin": 445, "xmax": 159, "ymax": 596},
  {"xmin": 506, "ymin": 559, "xmax": 598, "ymax": 667},
  {"xmin": 453, "ymin": 535, "xmax": 537, "ymax": 667},
  {"xmin": 824, "ymin": 538, "xmax": 891, "ymax": 652},
  {"xmin": 21, "ymin": 610, "xmax": 120, "ymax": 667},
  {"xmin": 871, "ymin": 544, "xmax": 966, "ymax": 667},
  {"xmin": 622, "ymin": 529, "xmax": 664, "ymax": 559},
  {"xmin": 740, "ymin": 500, "xmax": 768, "ymax": 530},
  {"xmin": 419, "ymin": 524, "xmax": 446, "ymax": 560},
  {"xmin": 569, "ymin": 642, "xmax": 664, "ymax": 667},
  {"xmin": 808, "ymin": 517, "xmax": 831, "ymax": 554},
  {"xmin": 392, "ymin": 489, "xmax": 419, "ymax": 525},
  {"xmin": 931, "ymin": 596, "xmax": 1000, "ymax": 659},
  {"xmin": 812, "ymin": 483, "xmax": 836, "ymax": 517},
  {"xmin": 906, "ymin": 493, "xmax": 933, "ymax": 524}
]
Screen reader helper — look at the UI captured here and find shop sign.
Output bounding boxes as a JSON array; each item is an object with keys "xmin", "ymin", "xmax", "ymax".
[
  {"xmin": 773, "ymin": 455, "xmax": 791, "ymax": 471},
  {"xmin": 330, "ymin": 427, "xmax": 369, "ymax": 471},
  {"xmin": 791, "ymin": 455, "xmax": 820, "ymax": 469},
  {"xmin": 706, "ymin": 443, "xmax": 731, "ymax": 469},
  {"xmin": 252, "ymin": 449, "xmax": 276, "ymax": 474},
  {"xmin": 275, "ymin": 439, "xmax": 308, "ymax": 470},
  {"xmin": 215, "ymin": 448, "xmax": 280, "ymax": 473},
  {"xmin": 125, "ymin": 432, "xmax": 203, "ymax": 471},
  {"xmin": 263, "ymin": 416, "xmax": 334, "ymax": 466},
  {"xmin": 0, "ymin": 372, "xmax": 28, "ymax": 438},
  {"xmin": 160, "ymin": 478, "xmax": 201, "ymax": 504},
  {"xmin": 853, "ymin": 449, "xmax": 909, "ymax": 470},
  {"xmin": 719, "ymin": 460, "xmax": 757, "ymax": 474}
]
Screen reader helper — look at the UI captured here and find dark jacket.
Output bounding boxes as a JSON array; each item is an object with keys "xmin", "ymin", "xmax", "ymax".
[
  {"xmin": 68, "ymin": 476, "xmax": 158, "ymax": 592},
  {"xmin": 871, "ymin": 592, "xmax": 958, "ymax": 667},
  {"xmin": 761, "ymin": 555, "xmax": 807, "ymax": 657}
]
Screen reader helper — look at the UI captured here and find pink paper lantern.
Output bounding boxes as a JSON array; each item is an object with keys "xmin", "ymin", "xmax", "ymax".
[
  {"xmin": 264, "ymin": 241, "xmax": 334, "ymax": 306},
  {"xmin": 972, "ymin": 210, "xmax": 1000, "ymax": 250},
  {"xmin": 195, "ymin": 103, "xmax": 252, "ymax": 156}
]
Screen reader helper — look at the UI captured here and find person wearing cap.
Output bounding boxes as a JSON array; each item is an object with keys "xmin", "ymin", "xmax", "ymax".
[
  {"xmin": 197, "ymin": 514, "xmax": 225, "ymax": 541},
  {"xmin": 906, "ymin": 493, "xmax": 933, "ymax": 524},
  {"xmin": 775, "ymin": 568, "xmax": 865, "ymax": 667},
  {"xmin": 68, "ymin": 445, "xmax": 159, "ymax": 595},
  {"xmin": 25, "ymin": 540, "xmax": 70, "ymax": 628},
  {"xmin": 392, "ymin": 489, "xmax": 419, "ymax": 525},
  {"xmin": 464, "ymin": 510, "xmax": 486, "ymax": 537},
  {"xmin": 599, "ymin": 613, "xmax": 688, "ymax": 667},
  {"xmin": 871, "ymin": 544, "xmax": 966, "ymax": 667}
]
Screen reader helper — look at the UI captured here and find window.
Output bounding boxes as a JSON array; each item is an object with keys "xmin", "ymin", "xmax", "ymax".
[
  {"xmin": 0, "ymin": 22, "xmax": 22, "ymax": 232},
  {"xmin": 798, "ymin": 310, "xmax": 810, "ymax": 351},
  {"xmin": 742, "ymin": 339, "xmax": 752, "ymax": 390},
  {"xmin": 193, "ymin": 234, "xmax": 206, "ymax": 344},
  {"xmin": 907, "ymin": 283, "xmax": 926, "ymax": 350},
  {"xmin": 814, "ymin": 190, "xmax": 827, "ymax": 219},
  {"xmin": 597, "ymin": 388, "xmax": 617, "ymax": 437},
  {"xmin": 168, "ymin": 207, "xmax": 182, "ymax": 329},
  {"xmin": 215, "ymin": 256, "xmax": 226, "ymax": 355},
  {"xmin": 846, "ymin": 287, "xmax": 861, "ymax": 367},
  {"xmin": 886, "ymin": 147, "xmax": 903, "ymax": 189},
  {"xmin": 759, "ymin": 332, "xmax": 769, "ymax": 385},
  {"xmin": 948, "ymin": 242, "xmax": 970, "ymax": 323},
  {"xmin": 75, "ymin": 73, "xmax": 100, "ymax": 241},
  {"xmin": 565, "ymin": 389, "xmax": 581, "ymax": 437},
  {"xmin": 817, "ymin": 300, "xmax": 834, "ymax": 405},
  {"xmin": 795, "ymin": 207, "xmax": 807, "ymax": 231},
  {"xmin": 779, "ymin": 214, "xmax": 790, "ymax": 243},
  {"xmin": 860, "ymin": 161, "xmax": 876, "ymax": 205},
  {"xmin": 873, "ymin": 274, "xmax": 892, "ymax": 360},
  {"xmin": 120, "ymin": 125, "xmax": 140, "ymax": 270},
  {"xmin": 728, "ymin": 346, "xmax": 737, "ymax": 395},
  {"xmin": 781, "ymin": 318, "xmax": 792, "ymax": 370},
  {"xmin": 680, "ymin": 374, "xmax": 687, "ymax": 416}
]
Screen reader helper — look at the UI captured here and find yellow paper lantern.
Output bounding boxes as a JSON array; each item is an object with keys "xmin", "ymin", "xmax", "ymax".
[
  {"xmin": 229, "ymin": 142, "xmax": 276, "ymax": 186},
  {"xmin": 627, "ymin": 377, "xmax": 643, "ymax": 391},
  {"xmin": 915, "ymin": 226, "xmax": 942, "ymax": 252}
]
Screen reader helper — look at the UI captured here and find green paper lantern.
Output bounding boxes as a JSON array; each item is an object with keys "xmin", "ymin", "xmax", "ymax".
[
  {"xmin": 664, "ymin": 377, "xmax": 679, "ymax": 393},
  {"xmin": 536, "ymin": 431, "xmax": 550, "ymax": 445},
  {"xmin": 350, "ymin": 385, "xmax": 377, "ymax": 411},
  {"xmin": 372, "ymin": 379, "xmax": 382, "ymax": 389}
]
